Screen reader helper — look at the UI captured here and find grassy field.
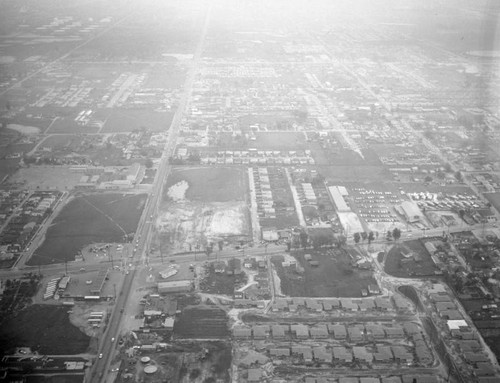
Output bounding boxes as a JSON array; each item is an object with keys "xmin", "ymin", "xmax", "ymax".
[
  {"xmin": 318, "ymin": 165, "xmax": 392, "ymax": 182},
  {"xmin": 274, "ymin": 248, "xmax": 378, "ymax": 297},
  {"xmin": 28, "ymin": 193, "xmax": 146, "ymax": 265},
  {"xmin": 165, "ymin": 166, "xmax": 246, "ymax": 203},
  {"xmin": 8, "ymin": 166, "xmax": 83, "ymax": 191},
  {"xmin": 385, "ymin": 240, "xmax": 439, "ymax": 278},
  {"xmin": 101, "ymin": 109, "xmax": 174, "ymax": 133},
  {"xmin": 47, "ymin": 116, "xmax": 100, "ymax": 134},
  {"xmin": 0, "ymin": 305, "xmax": 90, "ymax": 355}
]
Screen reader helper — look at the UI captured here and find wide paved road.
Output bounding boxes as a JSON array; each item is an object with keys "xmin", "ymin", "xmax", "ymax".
[{"xmin": 88, "ymin": 4, "xmax": 212, "ymax": 382}]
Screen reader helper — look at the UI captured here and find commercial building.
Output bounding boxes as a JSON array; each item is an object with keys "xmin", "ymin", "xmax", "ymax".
[
  {"xmin": 400, "ymin": 201, "xmax": 424, "ymax": 223},
  {"xmin": 328, "ymin": 186, "xmax": 351, "ymax": 212},
  {"xmin": 157, "ymin": 280, "xmax": 192, "ymax": 294}
]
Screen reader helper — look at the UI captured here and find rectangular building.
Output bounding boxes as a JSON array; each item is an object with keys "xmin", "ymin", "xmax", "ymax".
[{"xmin": 157, "ymin": 280, "xmax": 192, "ymax": 294}]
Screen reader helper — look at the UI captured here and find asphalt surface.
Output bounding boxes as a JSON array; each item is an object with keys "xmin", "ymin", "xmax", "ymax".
[{"xmin": 87, "ymin": 5, "xmax": 212, "ymax": 382}]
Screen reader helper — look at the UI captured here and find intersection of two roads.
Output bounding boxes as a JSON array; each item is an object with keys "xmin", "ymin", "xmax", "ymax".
[{"xmin": 88, "ymin": 6, "xmax": 212, "ymax": 382}]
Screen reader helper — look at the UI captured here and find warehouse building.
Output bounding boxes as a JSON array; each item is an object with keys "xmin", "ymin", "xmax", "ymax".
[{"xmin": 157, "ymin": 280, "xmax": 192, "ymax": 294}]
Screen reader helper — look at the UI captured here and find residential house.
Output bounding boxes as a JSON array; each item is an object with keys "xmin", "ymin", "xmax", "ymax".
[
  {"xmin": 365, "ymin": 324, "xmax": 385, "ymax": 340},
  {"xmin": 253, "ymin": 325, "xmax": 269, "ymax": 340},
  {"xmin": 348, "ymin": 326, "xmax": 364, "ymax": 342},
  {"xmin": 384, "ymin": 326, "xmax": 404, "ymax": 339},
  {"xmin": 333, "ymin": 346, "xmax": 353, "ymax": 363},
  {"xmin": 374, "ymin": 297, "xmax": 393, "ymax": 311},
  {"xmin": 310, "ymin": 325, "xmax": 329, "ymax": 339},
  {"xmin": 373, "ymin": 346, "xmax": 393, "ymax": 363},
  {"xmin": 291, "ymin": 324, "xmax": 309, "ymax": 339},
  {"xmin": 233, "ymin": 326, "xmax": 252, "ymax": 339},
  {"xmin": 392, "ymin": 346, "xmax": 414, "ymax": 364},
  {"xmin": 269, "ymin": 348, "xmax": 290, "ymax": 357},
  {"xmin": 291, "ymin": 346, "xmax": 313, "ymax": 363},
  {"xmin": 353, "ymin": 346, "xmax": 372, "ymax": 363},
  {"xmin": 313, "ymin": 346, "xmax": 332, "ymax": 363},
  {"xmin": 271, "ymin": 324, "xmax": 288, "ymax": 339}
]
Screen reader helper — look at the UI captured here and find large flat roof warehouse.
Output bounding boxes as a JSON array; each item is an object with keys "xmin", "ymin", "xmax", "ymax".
[
  {"xmin": 157, "ymin": 280, "xmax": 192, "ymax": 294},
  {"xmin": 328, "ymin": 186, "xmax": 351, "ymax": 212}
]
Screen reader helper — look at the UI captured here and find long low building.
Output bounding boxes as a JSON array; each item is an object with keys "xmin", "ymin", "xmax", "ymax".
[
  {"xmin": 328, "ymin": 186, "xmax": 351, "ymax": 213},
  {"xmin": 157, "ymin": 280, "xmax": 192, "ymax": 294}
]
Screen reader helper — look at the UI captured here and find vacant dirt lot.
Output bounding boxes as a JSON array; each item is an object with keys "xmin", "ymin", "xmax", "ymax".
[
  {"xmin": 159, "ymin": 167, "xmax": 250, "ymax": 252},
  {"xmin": 274, "ymin": 248, "xmax": 378, "ymax": 297}
]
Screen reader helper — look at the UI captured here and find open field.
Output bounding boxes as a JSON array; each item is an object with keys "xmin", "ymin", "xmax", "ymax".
[
  {"xmin": 385, "ymin": 241, "xmax": 440, "ymax": 278},
  {"xmin": 45, "ymin": 108, "xmax": 174, "ymax": 134},
  {"xmin": 173, "ymin": 305, "xmax": 229, "ymax": 339},
  {"xmin": 274, "ymin": 248, "xmax": 378, "ymax": 297},
  {"xmin": 0, "ymin": 158, "xmax": 23, "ymax": 183},
  {"xmin": 159, "ymin": 167, "xmax": 250, "ymax": 251},
  {"xmin": 8, "ymin": 166, "xmax": 85, "ymax": 191},
  {"xmin": 164, "ymin": 166, "xmax": 246, "ymax": 203},
  {"xmin": 101, "ymin": 109, "xmax": 174, "ymax": 133},
  {"xmin": 28, "ymin": 193, "xmax": 146, "ymax": 265},
  {"xmin": 0, "ymin": 304, "xmax": 90, "ymax": 355},
  {"xmin": 47, "ymin": 116, "xmax": 101, "ymax": 134},
  {"xmin": 251, "ymin": 132, "xmax": 308, "ymax": 150},
  {"xmin": 318, "ymin": 165, "xmax": 392, "ymax": 182},
  {"xmin": 485, "ymin": 192, "xmax": 500, "ymax": 214}
]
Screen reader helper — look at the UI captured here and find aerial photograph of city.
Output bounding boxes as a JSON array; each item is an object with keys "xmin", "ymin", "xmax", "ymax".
[{"xmin": 1, "ymin": 0, "xmax": 500, "ymax": 382}]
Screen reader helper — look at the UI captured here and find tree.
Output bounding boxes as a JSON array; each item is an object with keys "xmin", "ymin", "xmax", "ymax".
[
  {"xmin": 368, "ymin": 231, "xmax": 375, "ymax": 244},
  {"xmin": 353, "ymin": 232, "xmax": 361, "ymax": 244},
  {"xmin": 392, "ymin": 228, "xmax": 401, "ymax": 241},
  {"xmin": 299, "ymin": 231, "xmax": 309, "ymax": 248},
  {"xmin": 312, "ymin": 173, "xmax": 325, "ymax": 186},
  {"xmin": 424, "ymin": 175, "xmax": 433, "ymax": 183},
  {"xmin": 218, "ymin": 240, "xmax": 223, "ymax": 251},
  {"xmin": 335, "ymin": 235, "xmax": 347, "ymax": 248},
  {"xmin": 145, "ymin": 158, "xmax": 153, "ymax": 168},
  {"xmin": 454, "ymin": 171, "xmax": 463, "ymax": 182},
  {"xmin": 206, "ymin": 244, "xmax": 213, "ymax": 257},
  {"xmin": 311, "ymin": 232, "xmax": 334, "ymax": 250},
  {"xmin": 361, "ymin": 232, "xmax": 367, "ymax": 241}
]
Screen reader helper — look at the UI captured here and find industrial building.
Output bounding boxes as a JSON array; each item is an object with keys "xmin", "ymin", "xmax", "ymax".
[
  {"xmin": 327, "ymin": 186, "xmax": 351, "ymax": 212},
  {"xmin": 157, "ymin": 280, "xmax": 192, "ymax": 294}
]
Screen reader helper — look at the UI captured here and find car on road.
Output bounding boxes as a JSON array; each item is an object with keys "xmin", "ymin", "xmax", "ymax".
[
  {"xmin": 111, "ymin": 337, "xmax": 115, "ymax": 342},
  {"xmin": 98, "ymin": 353, "xmax": 103, "ymax": 359}
]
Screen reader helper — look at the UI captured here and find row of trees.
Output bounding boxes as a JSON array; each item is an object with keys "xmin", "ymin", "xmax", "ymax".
[
  {"xmin": 352, "ymin": 228, "xmax": 403, "ymax": 245},
  {"xmin": 287, "ymin": 229, "xmax": 347, "ymax": 251}
]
